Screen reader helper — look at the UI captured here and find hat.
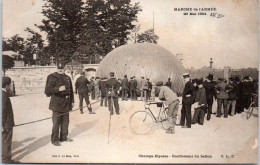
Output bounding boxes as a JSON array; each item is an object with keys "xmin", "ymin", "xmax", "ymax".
[
  {"xmin": 124, "ymin": 75, "xmax": 127, "ymax": 78},
  {"xmin": 183, "ymin": 73, "xmax": 190, "ymax": 78},
  {"xmin": 57, "ymin": 61, "xmax": 66, "ymax": 69},
  {"xmin": 2, "ymin": 77, "xmax": 11, "ymax": 88},
  {"xmin": 218, "ymin": 77, "xmax": 224, "ymax": 81},
  {"xmin": 80, "ymin": 71, "xmax": 85, "ymax": 75},
  {"xmin": 235, "ymin": 77, "xmax": 240, "ymax": 82},
  {"xmin": 192, "ymin": 78, "xmax": 198, "ymax": 84},
  {"xmin": 141, "ymin": 76, "xmax": 144, "ymax": 79},
  {"xmin": 244, "ymin": 76, "xmax": 249, "ymax": 80},
  {"xmin": 146, "ymin": 78, "xmax": 149, "ymax": 81},
  {"xmin": 156, "ymin": 81, "xmax": 163, "ymax": 86},
  {"xmin": 110, "ymin": 72, "xmax": 115, "ymax": 77},
  {"xmin": 196, "ymin": 78, "xmax": 203, "ymax": 85},
  {"xmin": 133, "ymin": 76, "xmax": 136, "ymax": 78},
  {"xmin": 229, "ymin": 77, "xmax": 234, "ymax": 81},
  {"xmin": 207, "ymin": 74, "xmax": 213, "ymax": 81}
]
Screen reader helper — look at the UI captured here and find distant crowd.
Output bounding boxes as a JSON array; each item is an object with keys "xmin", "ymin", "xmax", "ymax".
[{"xmin": 86, "ymin": 74, "xmax": 258, "ymax": 117}]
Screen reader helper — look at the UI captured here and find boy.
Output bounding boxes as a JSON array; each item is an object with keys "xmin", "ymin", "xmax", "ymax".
[{"xmin": 192, "ymin": 78, "xmax": 207, "ymax": 125}]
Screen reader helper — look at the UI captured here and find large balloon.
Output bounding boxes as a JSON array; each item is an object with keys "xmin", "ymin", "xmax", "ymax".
[{"xmin": 96, "ymin": 43, "xmax": 185, "ymax": 94}]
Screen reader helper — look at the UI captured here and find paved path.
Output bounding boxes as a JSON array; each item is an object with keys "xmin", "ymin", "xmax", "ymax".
[{"xmin": 10, "ymin": 94, "xmax": 258, "ymax": 163}]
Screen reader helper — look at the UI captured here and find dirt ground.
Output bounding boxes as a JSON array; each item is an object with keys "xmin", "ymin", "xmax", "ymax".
[{"xmin": 10, "ymin": 93, "xmax": 258, "ymax": 164}]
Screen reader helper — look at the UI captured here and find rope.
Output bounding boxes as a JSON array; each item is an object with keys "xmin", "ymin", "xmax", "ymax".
[{"xmin": 14, "ymin": 100, "xmax": 101, "ymax": 127}]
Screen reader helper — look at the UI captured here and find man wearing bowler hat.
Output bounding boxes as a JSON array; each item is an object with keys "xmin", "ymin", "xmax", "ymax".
[
  {"xmin": 75, "ymin": 71, "xmax": 95, "ymax": 114},
  {"xmin": 45, "ymin": 61, "xmax": 74, "ymax": 146},
  {"xmin": 180, "ymin": 73, "xmax": 193, "ymax": 128},
  {"xmin": 203, "ymin": 74, "xmax": 216, "ymax": 120},
  {"xmin": 106, "ymin": 72, "xmax": 120, "ymax": 115}
]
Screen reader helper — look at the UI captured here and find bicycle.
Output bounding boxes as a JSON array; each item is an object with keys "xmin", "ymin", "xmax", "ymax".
[
  {"xmin": 129, "ymin": 101, "xmax": 171, "ymax": 134},
  {"xmin": 246, "ymin": 94, "xmax": 258, "ymax": 119}
]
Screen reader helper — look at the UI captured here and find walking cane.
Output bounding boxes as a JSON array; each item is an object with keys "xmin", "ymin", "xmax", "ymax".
[{"xmin": 107, "ymin": 85, "xmax": 114, "ymax": 144}]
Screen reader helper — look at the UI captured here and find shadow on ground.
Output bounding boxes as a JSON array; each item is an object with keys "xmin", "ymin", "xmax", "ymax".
[
  {"xmin": 69, "ymin": 120, "xmax": 97, "ymax": 139},
  {"xmin": 13, "ymin": 135, "xmax": 50, "ymax": 161},
  {"xmin": 12, "ymin": 120, "xmax": 97, "ymax": 162}
]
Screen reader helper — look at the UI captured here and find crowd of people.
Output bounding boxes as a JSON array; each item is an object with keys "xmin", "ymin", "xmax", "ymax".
[
  {"xmin": 2, "ymin": 62, "xmax": 258, "ymax": 162},
  {"xmin": 84, "ymin": 72, "xmax": 258, "ymax": 133},
  {"xmin": 87, "ymin": 75, "xmax": 171, "ymax": 102},
  {"xmin": 179, "ymin": 73, "xmax": 258, "ymax": 129}
]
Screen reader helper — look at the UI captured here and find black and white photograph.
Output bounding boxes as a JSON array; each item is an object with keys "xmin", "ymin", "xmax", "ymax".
[{"xmin": 1, "ymin": 0, "xmax": 259, "ymax": 164}]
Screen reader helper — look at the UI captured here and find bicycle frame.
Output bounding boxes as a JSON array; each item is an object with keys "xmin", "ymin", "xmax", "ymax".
[{"xmin": 144, "ymin": 102, "xmax": 167, "ymax": 123}]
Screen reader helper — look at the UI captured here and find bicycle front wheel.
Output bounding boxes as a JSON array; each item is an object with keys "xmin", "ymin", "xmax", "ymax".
[{"xmin": 130, "ymin": 111, "xmax": 154, "ymax": 134}]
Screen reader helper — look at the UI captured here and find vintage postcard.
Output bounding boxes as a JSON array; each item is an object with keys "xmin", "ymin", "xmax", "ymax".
[{"xmin": 2, "ymin": 0, "xmax": 259, "ymax": 164}]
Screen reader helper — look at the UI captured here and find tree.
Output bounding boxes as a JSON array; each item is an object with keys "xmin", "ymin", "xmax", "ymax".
[
  {"xmin": 2, "ymin": 38, "xmax": 12, "ymax": 51},
  {"xmin": 2, "ymin": 55, "xmax": 14, "ymax": 77},
  {"xmin": 137, "ymin": 29, "xmax": 159, "ymax": 44},
  {"xmin": 7, "ymin": 34, "xmax": 25, "ymax": 53},
  {"xmin": 25, "ymin": 28, "xmax": 44, "ymax": 53},
  {"xmin": 37, "ymin": 0, "xmax": 142, "ymax": 63},
  {"xmin": 22, "ymin": 28, "xmax": 45, "ymax": 64},
  {"xmin": 37, "ymin": 0, "xmax": 86, "ymax": 63}
]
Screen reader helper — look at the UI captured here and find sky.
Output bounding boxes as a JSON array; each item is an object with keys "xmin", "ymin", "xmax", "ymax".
[{"xmin": 2, "ymin": 0, "xmax": 259, "ymax": 69}]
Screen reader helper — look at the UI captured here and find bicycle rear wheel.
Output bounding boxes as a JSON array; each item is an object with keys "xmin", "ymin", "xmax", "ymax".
[
  {"xmin": 130, "ymin": 111, "xmax": 154, "ymax": 134},
  {"xmin": 161, "ymin": 109, "xmax": 171, "ymax": 130}
]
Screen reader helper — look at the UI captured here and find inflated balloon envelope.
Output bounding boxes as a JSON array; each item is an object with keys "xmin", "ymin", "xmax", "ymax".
[{"xmin": 96, "ymin": 43, "xmax": 185, "ymax": 95}]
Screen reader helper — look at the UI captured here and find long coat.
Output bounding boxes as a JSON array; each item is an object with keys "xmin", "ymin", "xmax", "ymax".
[
  {"xmin": 45, "ymin": 72, "xmax": 74, "ymax": 112},
  {"xmin": 121, "ymin": 78, "xmax": 129, "ymax": 90},
  {"xmin": 203, "ymin": 80, "xmax": 217, "ymax": 101},
  {"xmin": 2, "ymin": 90, "xmax": 15, "ymax": 130},
  {"xmin": 129, "ymin": 79, "xmax": 137, "ymax": 90},
  {"xmin": 182, "ymin": 81, "xmax": 194, "ymax": 105},
  {"xmin": 99, "ymin": 80, "xmax": 107, "ymax": 97},
  {"xmin": 228, "ymin": 82, "xmax": 239, "ymax": 100},
  {"xmin": 140, "ymin": 79, "xmax": 148, "ymax": 90}
]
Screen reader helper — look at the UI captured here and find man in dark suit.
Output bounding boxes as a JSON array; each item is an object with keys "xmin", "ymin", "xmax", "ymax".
[
  {"xmin": 180, "ymin": 73, "xmax": 193, "ymax": 128},
  {"xmin": 99, "ymin": 77, "xmax": 108, "ymax": 107},
  {"xmin": 165, "ymin": 78, "xmax": 172, "ymax": 89},
  {"xmin": 89, "ymin": 77, "xmax": 95, "ymax": 100},
  {"xmin": 133, "ymin": 76, "xmax": 138, "ymax": 100},
  {"xmin": 227, "ymin": 77, "xmax": 239, "ymax": 116},
  {"xmin": 75, "ymin": 71, "xmax": 95, "ymax": 114},
  {"xmin": 147, "ymin": 78, "xmax": 152, "ymax": 100},
  {"xmin": 2, "ymin": 77, "xmax": 15, "ymax": 163},
  {"xmin": 203, "ymin": 74, "xmax": 216, "ymax": 120},
  {"xmin": 106, "ymin": 72, "xmax": 121, "ymax": 115},
  {"xmin": 121, "ymin": 75, "xmax": 129, "ymax": 101},
  {"xmin": 129, "ymin": 76, "xmax": 137, "ymax": 100},
  {"xmin": 45, "ymin": 61, "xmax": 74, "ymax": 146}
]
